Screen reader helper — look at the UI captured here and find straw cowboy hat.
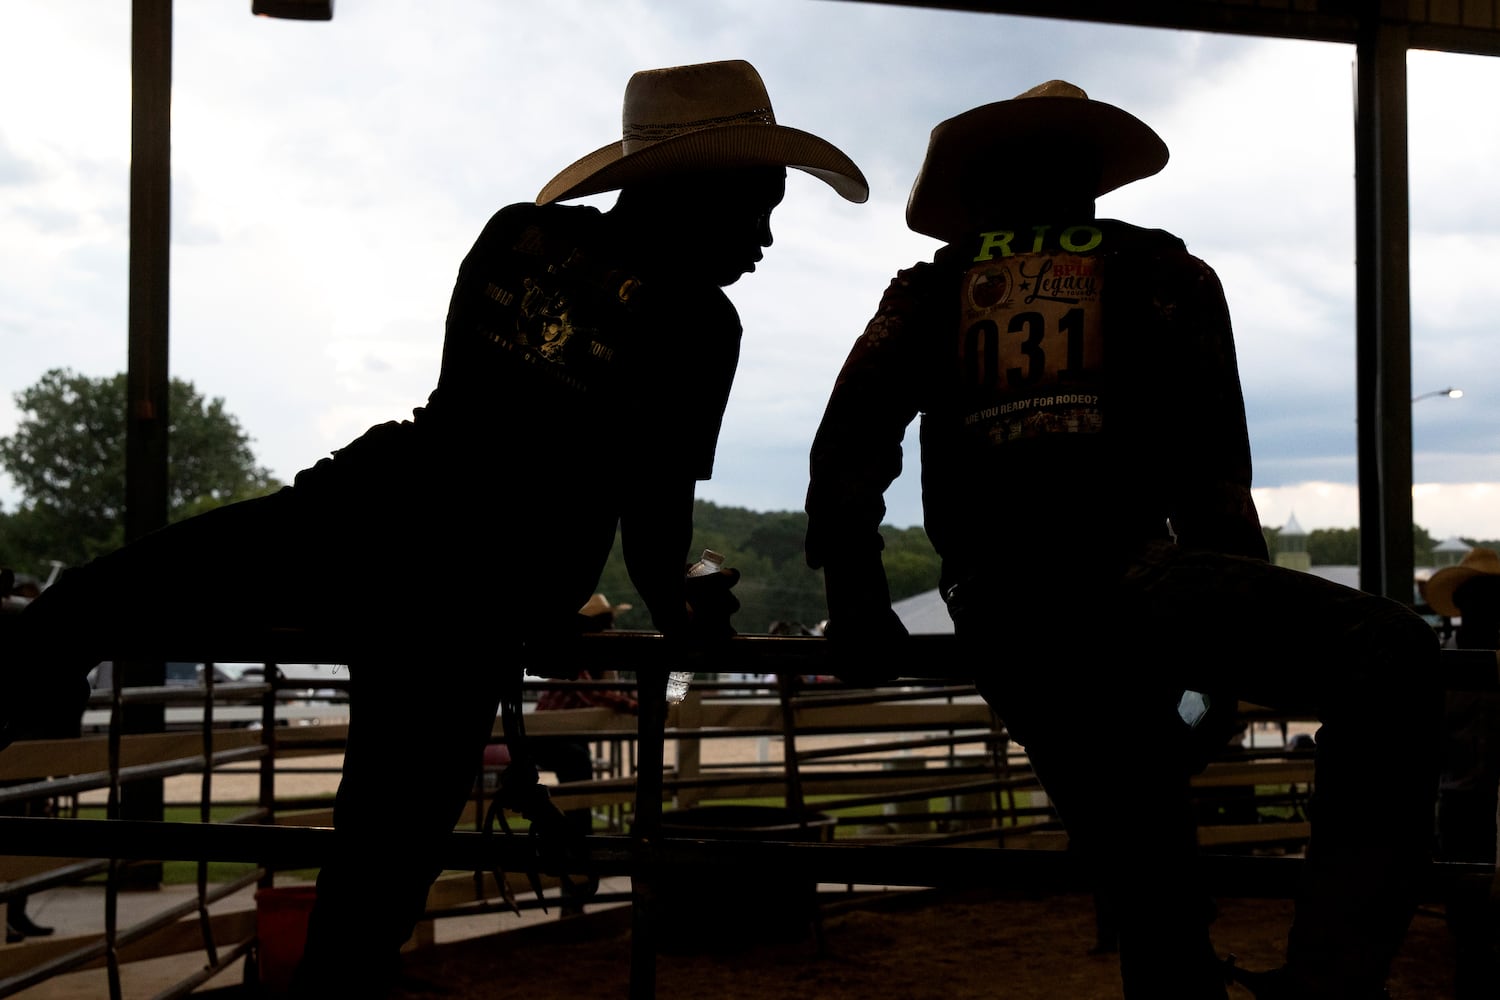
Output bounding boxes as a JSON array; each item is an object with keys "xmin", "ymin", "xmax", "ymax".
[
  {"xmin": 1425, "ymin": 546, "xmax": 1500, "ymax": 617},
  {"xmin": 906, "ymin": 79, "xmax": 1169, "ymax": 242},
  {"xmin": 579, "ymin": 593, "xmax": 633, "ymax": 619},
  {"xmin": 537, "ymin": 59, "xmax": 869, "ymax": 205}
]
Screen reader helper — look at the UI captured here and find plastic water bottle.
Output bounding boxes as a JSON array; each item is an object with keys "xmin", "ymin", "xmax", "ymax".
[
  {"xmin": 1177, "ymin": 689, "xmax": 1210, "ymax": 728},
  {"xmin": 667, "ymin": 549, "xmax": 725, "ymax": 704}
]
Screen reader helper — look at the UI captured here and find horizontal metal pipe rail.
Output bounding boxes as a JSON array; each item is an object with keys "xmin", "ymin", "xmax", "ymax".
[
  {"xmin": 1, "ymin": 814, "xmax": 1490, "ymax": 898},
  {"xmin": 0, "ymin": 745, "xmax": 270, "ymax": 812},
  {"xmin": 0, "ymin": 667, "xmax": 286, "ymax": 999},
  {"xmin": 0, "ymin": 868, "xmax": 262, "ymax": 999},
  {"xmin": 30, "ymin": 629, "xmax": 1495, "ymax": 690},
  {"xmin": 2, "ymin": 630, "xmax": 1492, "ymax": 999}
]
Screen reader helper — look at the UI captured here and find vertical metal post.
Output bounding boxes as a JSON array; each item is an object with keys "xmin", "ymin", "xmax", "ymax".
[
  {"xmin": 120, "ymin": 0, "xmax": 173, "ymax": 880},
  {"xmin": 628, "ymin": 666, "xmax": 667, "ymax": 1000},
  {"xmin": 127, "ymin": 0, "xmax": 171, "ymax": 540},
  {"xmin": 1353, "ymin": 14, "xmax": 1415, "ymax": 602}
]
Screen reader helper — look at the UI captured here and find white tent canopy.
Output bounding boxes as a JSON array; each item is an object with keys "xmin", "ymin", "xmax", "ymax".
[{"xmin": 892, "ymin": 588, "xmax": 953, "ymax": 635}]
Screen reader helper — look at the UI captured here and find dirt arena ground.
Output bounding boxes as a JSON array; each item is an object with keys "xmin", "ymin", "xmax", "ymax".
[
  {"xmin": 388, "ymin": 885, "xmax": 1460, "ymax": 999},
  {"xmin": 146, "ymin": 742, "xmax": 1464, "ymax": 999}
]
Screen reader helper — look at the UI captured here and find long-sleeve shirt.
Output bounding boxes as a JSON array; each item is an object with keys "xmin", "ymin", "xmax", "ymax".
[
  {"xmin": 805, "ymin": 219, "xmax": 1267, "ymax": 618},
  {"xmin": 424, "ymin": 201, "xmax": 742, "ymax": 638},
  {"xmin": 535, "ymin": 670, "xmax": 640, "ymax": 715}
]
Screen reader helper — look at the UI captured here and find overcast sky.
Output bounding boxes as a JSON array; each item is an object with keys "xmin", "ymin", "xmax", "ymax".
[{"xmin": 4, "ymin": 1, "xmax": 1499, "ymax": 546}]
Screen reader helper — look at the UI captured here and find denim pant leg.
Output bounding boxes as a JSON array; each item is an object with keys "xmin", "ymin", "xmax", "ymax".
[
  {"xmin": 291, "ymin": 650, "xmax": 509, "ymax": 996},
  {"xmin": 969, "ymin": 635, "xmax": 1229, "ymax": 1000},
  {"xmin": 2, "ymin": 491, "xmax": 322, "ymax": 744},
  {"xmin": 1123, "ymin": 544, "xmax": 1444, "ymax": 993}
]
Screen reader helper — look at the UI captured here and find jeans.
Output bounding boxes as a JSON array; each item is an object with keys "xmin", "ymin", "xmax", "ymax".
[
  {"xmin": 7, "ymin": 419, "xmax": 553, "ymax": 995},
  {"xmin": 953, "ymin": 539, "xmax": 1443, "ymax": 999}
]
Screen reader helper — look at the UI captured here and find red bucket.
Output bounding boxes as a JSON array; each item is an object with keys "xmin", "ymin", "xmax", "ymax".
[{"xmin": 254, "ymin": 886, "xmax": 318, "ymax": 995}]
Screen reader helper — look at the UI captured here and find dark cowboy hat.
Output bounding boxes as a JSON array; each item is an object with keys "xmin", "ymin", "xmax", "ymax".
[
  {"xmin": 1425, "ymin": 546, "xmax": 1500, "ymax": 617},
  {"xmin": 537, "ymin": 59, "xmax": 869, "ymax": 205},
  {"xmin": 905, "ymin": 79, "xmax": 1169, "ymax": 242}
]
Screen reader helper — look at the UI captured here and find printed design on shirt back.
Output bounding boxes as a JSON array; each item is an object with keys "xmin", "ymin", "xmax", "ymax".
[
  {"xmin": 957, "ymin": 225, "xmax": 1106, "ymax": 446},
  {"xmin": 482, "ymin": 226, "xmax": 642, "ymax": 393}
]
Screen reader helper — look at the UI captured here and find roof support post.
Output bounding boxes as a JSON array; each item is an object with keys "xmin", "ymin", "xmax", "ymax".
[
  {"xmin": 1354, "ymin": 11, "xmax": 1414, "ymax": 602},
  {"xmin": 126, "ymin": 0, "xmax": 171, "ymax": 547},
  {"xmin": 121, "ymin": 0, "xmax": 174, "ymax": 878}
]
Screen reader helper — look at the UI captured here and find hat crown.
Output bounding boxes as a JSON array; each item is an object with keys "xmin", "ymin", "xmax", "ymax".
[
  {"xmin": 1016, "ymin": 79, "xmax": 1089, "ymax": 101},
  {"xmin": 621, "ymin": 60, "xmax": 776, "ymax": 153},
  {"xmin": 536, "ymin": 59, "xmax": 868, "ymax": 206},
  {"xmin": 1455, "ymin": 547, "xmax": 1500, "ymax": 575},
  {"xmin": 579, "ymin": 592, "xmax": 632, "ymax": 618},
  {"xmin": 904, "ymin": 78, "xmax": 1168, "ymax": 242}
]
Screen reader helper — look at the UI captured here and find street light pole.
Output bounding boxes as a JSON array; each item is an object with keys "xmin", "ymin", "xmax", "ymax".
[{"xmin": 1412, "ymin": 387, "xmax": 1463, "ymax": 403}]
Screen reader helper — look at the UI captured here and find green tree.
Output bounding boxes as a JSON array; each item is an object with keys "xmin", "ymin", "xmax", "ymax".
[
  {"xmin": 590, "ymin": 500, "xmax": 942, "ymax": 634},
  {"xmin": 1411, "ymin": 523, "xmax": 1436, "ymax": 566},
  {"xmin": 1300, "ymin": 524, "xmax": 1441, "ymax": 567},
  {"xmin": 0, "ymin": 368, "xmax": 281, "ymax": 574},
  {"xmin": 1307, "ymin": 526, "xmax": 1359, "ymax": 566},
  {"xmin": 876, "ymin": 525, "xmax": 942, "ymax": 600}
]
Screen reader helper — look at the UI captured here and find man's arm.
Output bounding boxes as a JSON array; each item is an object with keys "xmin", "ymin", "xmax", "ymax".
[
  {"xmin": 619, "ymin": 476, "xmax": 697, "ymax": 638},
  {"xmin": 618, "ymin": 283, "xmax": 744, "ymax": 643},
  {"xmin": 805, "ymin": 267, "xmax": 927, "ymax": 638},
  {"xmin": 1158, "ymin": 252, "xmax": 1269, "ymax": 560}
]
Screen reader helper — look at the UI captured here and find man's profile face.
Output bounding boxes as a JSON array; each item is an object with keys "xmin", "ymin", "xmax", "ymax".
[
  {"xmin": 647, "ymin": 166, "xmax": 787, "ymax": 287},
  {"xmin": 707, "ymin": 166, "xmax": 786, "ymax": 286}
]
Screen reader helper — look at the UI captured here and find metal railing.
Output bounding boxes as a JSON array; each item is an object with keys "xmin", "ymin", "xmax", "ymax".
[{"xmin": 0, "ymin": 632, "xmax": 1493, "ymax": 999}]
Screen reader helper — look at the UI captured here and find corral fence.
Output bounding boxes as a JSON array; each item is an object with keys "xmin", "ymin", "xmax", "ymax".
[{"xmin": 0, "ymin": 632, "xmax": 1495, "ymax": 999}]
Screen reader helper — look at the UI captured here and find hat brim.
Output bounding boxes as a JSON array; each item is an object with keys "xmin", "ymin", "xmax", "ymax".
[
  {"xmin": 1425, "ymin": 566, "xmax": 1484, "ymax": 616},
  {"xmin": 537, "ymin": 123, "xmax": 869, "ymax": 205},
  {"xmin": 906, "ymin": 96, "xmax": 1168, "ymax": 242}
]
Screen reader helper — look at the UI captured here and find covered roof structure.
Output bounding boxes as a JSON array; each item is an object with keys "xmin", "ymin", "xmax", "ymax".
[{"xmin": 122, "ymin": 1, "xmax": 1500, "ymax": 602}]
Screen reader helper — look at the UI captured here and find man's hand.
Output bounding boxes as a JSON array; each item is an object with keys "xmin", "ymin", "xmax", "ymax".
[
  {"xmin": 822, "ymin": 607, "xmax": 909, "ymax": 685},
  {"xmin": 683, "ymin": 565, "xmax": 741, "ymax": 644}
]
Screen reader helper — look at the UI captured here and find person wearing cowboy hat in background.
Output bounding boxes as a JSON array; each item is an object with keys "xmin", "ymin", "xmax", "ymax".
[
  {"xmin": 530, "ymin": 592, "xmax": 641, "ymax": 816},
  {"xmin": 0, "ymin": 571, "xmax": 65, "ymax": 944},
  {"xmin": 528, "ymin": 593, "xmax": 639, "ymax": 916},
  {"xmin": 804, "ymin": 80, "xmax": 1442, "ymax": 999},
  {"xmin": 0, "ymin": 59, "xmax": 867, "ymax": 996},
  {"xmin": 1425, "ymin": 547, "xmax": 1500, "ymax": 998}
]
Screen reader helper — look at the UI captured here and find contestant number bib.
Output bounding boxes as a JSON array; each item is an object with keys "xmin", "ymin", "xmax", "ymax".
[{"xmin": 958, "ymin": 252, "xmax": 1104, "ymax": 441}]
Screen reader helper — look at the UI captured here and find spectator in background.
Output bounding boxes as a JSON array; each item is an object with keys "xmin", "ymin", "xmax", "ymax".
[
  {"xmin": 532, "ymin": 592, "xmax": 640, "ymax": 838},
  {"xmin": 1427, "ymin": 546, "xmax": 1500, "ymax": 864},
  {"xmin": 0, "ymin": 570, "xmax": 66, "ymax": 942},
  {"xmin": 531, "ymin": 593, "xmax": 638, "ymax": 915},
  {"xmin": 1424, "ymin": 546, "xmax": 1500, "ymax": 998}
]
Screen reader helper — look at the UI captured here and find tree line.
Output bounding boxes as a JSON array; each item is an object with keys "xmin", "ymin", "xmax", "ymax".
[
  {"xmin": 2, "ymin": 369, "xmax": 1495, "ymax": 633},
  {"xmin": 594, "ymin": 500, "xmax": 940, "ymax": 634},
  {"xmin": 0, "ymin": 369, "xmax": 281, "ymax": 574}
]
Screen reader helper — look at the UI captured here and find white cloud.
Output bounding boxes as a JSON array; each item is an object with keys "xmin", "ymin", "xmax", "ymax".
[
  {"xmin": 3, "ymin": 2, "xmax": 1498, "ymax": 547},
  {"xmin": 1255, "ymin": 481, "xmax": 1500, "ymax": 543}
]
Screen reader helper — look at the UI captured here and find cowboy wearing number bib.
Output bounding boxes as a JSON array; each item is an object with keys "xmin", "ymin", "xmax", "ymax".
[{"xmin": 805, "ymin": 80, "xmax": 1442, "ymax": 1000}]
